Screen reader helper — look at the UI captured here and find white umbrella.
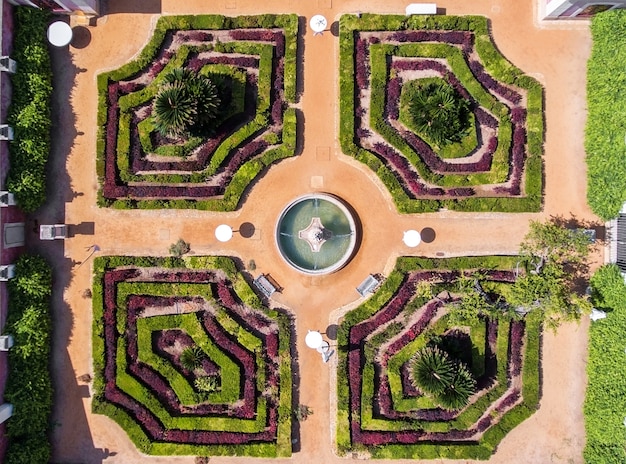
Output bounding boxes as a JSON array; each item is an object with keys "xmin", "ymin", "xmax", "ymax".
[
  {"xmin": 215, "ymin": 224, "xmax": 233, "ymax": 242},
  {"xmin": 310, "ymin": 15, "xmax": 327, "ymax": 34},
  {"xmin": 403, "ymin": 230, "xmax": 421, "ymax": 247},
  {"xmin": 48, "ymin": 21, "xmax": 73, "ymax": 47},
  {"xmin": 305, "ymin": 330, "xmax": 323, "ymax": 349},
  {"xmin": 590, "ymin": 308, "xmax": 607, "ymax": 321}
]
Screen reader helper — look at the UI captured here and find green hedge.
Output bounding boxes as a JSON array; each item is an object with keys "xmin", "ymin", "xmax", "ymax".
[
  {"xmin": 584, "ymin": 264, "xmax": 626, "ymax": 463},
  {"xmin": 339, "ymin": 14, "xmax": 543, "ymax": 213},
  {"xmin": 337, "ymin": 255, "xmax": 541, "ymax": 459},
  {"xmin": 3, "ymin": 255, "xmax": 53, "ymax": 464},
  {"xmin": 91, "ymin": 255, "xmax": 292, "ymax": 457},
  {"xmin": 97, "ymin": 14, "xmax": 298, "ymax": 211},
  {"xmin": 586, "ymin": 10, "xmax": 626, "ymax": 220},
  {"xmin": 6, "ymin": 7, "xmax": 52, "ymax": 213}
]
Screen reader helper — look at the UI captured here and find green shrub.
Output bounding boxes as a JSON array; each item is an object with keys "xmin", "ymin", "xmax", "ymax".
[
  {"xmin": 586, "ymin": 10, "xmax": 626, "ymax": 220},
  {"xmin": 584, "ymin": 264, "xmax": 626, "ymax": 463},
  {"xmin": 3, "ymin": 254, "xmax": 53, "ymax": 464},
  {"xmin": 6, "ymin": 7, "xmax": 52, "ymax": 212},
  {"xmin": 195, "ymin": 375, "xmax": 220, "ymax": 393},
  {"xmin": 169, "ymin": 238, "xmax": 191, "ymax": 257}
]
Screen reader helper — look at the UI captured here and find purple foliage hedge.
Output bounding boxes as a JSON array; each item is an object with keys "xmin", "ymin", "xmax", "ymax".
[
  {"xmin": 94, "ymin": 261, "xmax": 291, "ymax": 452},
  {"xmin": 99, "ymin": 21, "xmax": 293, "ymax": 206},
  {"xmin": 351, "ymin": 27, "xmax": 532, "ymax": 201},
  {"xmin": 339, "ymin": 263, "xmax": 537, "ymax": 452}
]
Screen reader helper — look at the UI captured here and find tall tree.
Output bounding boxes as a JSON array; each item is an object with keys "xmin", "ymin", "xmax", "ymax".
[
  {"xmin": 152, "ymin": 67, "xmax": 221, "ymax": 138},
  {"xmin": 446, "ymin": 220, "xmax": 594, "ymax": 330},
  {"xmin": 505, "ymin": 220, "xmax": 593, "ymax": 330}
]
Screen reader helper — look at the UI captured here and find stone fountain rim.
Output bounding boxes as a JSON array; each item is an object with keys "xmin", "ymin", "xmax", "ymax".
[{"xmin": 274, "ymin": 193, "xmax": 358, "ymax": 275}]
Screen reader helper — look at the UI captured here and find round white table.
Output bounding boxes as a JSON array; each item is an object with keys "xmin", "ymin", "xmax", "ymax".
[
  {"xmin": 47, "ymin": 21, "xmax": 73, "ymax": 47},
  {"xmin": 310, "ymin": 15, "xmax": 328, "ymax": 34},
  {"xmin": 403, "ymin": 230, "xmax": 421, "ymax": 247},
  {"xmin": 305, "ymin": 330, "xmax": 323, "ymax": 349},
  {"xmin": 215, "ymin": 224, "xmax": 233, "ymax": 242}
]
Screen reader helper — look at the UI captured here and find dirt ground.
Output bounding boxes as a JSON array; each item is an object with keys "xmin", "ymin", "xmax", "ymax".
[{"xmin": 34, "ymin": 0, "xmax": 597, "ymax": 462}]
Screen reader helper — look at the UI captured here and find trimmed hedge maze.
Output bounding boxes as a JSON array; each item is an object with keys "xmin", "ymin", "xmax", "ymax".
[
  {"xmin": 339, "ymin": 15, "xmax": 544, "ymax": 213},
  {"xmin": 337, "ymin": 257, "xmax": 541, "ymax": 459},
  {"xmin": 97, "ymin": 15, "xmax": 298, "ymax": 210},
  {"xmin": 92, "ymin": 256, "xmax": 293, "ymax": 457}
]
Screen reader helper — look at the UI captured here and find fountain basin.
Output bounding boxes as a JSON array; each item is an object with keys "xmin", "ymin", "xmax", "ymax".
[{"xmin": 275, "ymin": 194, "xmax": 358, "ymax": 275}]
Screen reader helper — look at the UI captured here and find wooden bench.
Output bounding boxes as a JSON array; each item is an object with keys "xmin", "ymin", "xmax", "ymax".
[
  {"xmin": 356, "ymin": 274, "xmax": 381, "ymax": 297},
  {"xmin": 405, "ymin": 3, "xmax": 437, "ymax": 15}
]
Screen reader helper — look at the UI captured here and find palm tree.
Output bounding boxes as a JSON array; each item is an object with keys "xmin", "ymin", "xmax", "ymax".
[
  {"xmin": 436, "ymin": 363, "xmax": 476, "ymax": 410},
  {"xmin": 410, "ymin": 346, "xmax": 454, "ymax": 395},
  {"xmin": 152, "ymin": 67, "xmax": 221, "ymax": 138},
  {"xmin": 153, "ymin": 81, "xmax": 196, "ymax": 137},
  {"xmin": 180, "ymin": 346, "xmax": 204, "ymax": 370},
  {"xmin": 409, "ymin": 81, "xmax": 470, "ymax": 146},
  {"xmin": 186, "ymin": 75, "xmax": 221, "ymax": 126}
]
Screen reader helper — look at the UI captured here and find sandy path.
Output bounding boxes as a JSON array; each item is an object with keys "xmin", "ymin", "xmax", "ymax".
[{"xmin": 36, "ymin": 0, "xmax": 595, "ymax": 463}]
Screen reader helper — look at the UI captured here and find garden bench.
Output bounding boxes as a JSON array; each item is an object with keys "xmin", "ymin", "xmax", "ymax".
[
  {"xmin": 405, "ymin": 3, "xmax": 437, "ymax": 15},
  {"xmin": 39, "ymin": 224, "xmax": 67, "ymax": 240},
  {"xmin": 253, "ymin": 274, "xmax": 282, "ymax": 298},
  {"xmin": 356, "ymin": 274, "xmax": 381, "ymax": 297}
]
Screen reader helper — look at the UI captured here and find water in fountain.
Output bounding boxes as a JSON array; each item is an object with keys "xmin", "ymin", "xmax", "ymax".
[{"xmin": 276, "ymin": 194, "xmax": 358, "ymax": 275}]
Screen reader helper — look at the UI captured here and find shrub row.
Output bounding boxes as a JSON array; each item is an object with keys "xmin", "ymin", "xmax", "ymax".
[
  {"xmin": 368, "ymin": 42, "xmax": 512, "ymax": 187},
  {"xmin": 115, "ymin": 44, "xmax": 269, "ymax": 181},
  {"xmin": 6, "ymin": 7, "xmax": 52, "ymax": 213},
  {"xmin": 336, "ymin": 256, "xmax": 541, "ymax": 459},
  {"xmin": 585, "ymin": 10, "xmax": 626, "ymax": 220},
  {"xmin": 96, "ymin": 14, "xmax": 298, "ymax": 210},
  {"xmin": 338, "ymin": 14, "xmax": 543, "ymax": 213},
  {"xmin": 583, "ymin": 264, "xmax": 626, "ymax": 463},
  {"xmin": 92, "ymin": 256, "xmax": 292, "ymax": 456},
  {"xmin": 3, "ymin": 255, "xmax": 53, "ymax": 464}
]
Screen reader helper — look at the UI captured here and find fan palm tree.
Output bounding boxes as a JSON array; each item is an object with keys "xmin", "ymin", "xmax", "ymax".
[
  {"xmin": 153, "ymin": 81, "xmax": 196, "ymax": 137},
  {"xmin": 410, "ymin": 346, "xmax": 455, "ymax": 395},
  {"xmin": 188, "ymin": 76, "xmax": 221, "ymax": 126},
  {"xmin": 436, "ymin": 364, "xmax": 476, "ymax": 410},
  {"xmin": 409, "ymin": 81, "xmax": 470, "ymax": 146},
  {"xmin": 180, "ymin": 346, "xmax": 204, "ymax": 370},
  {"xmin": 152, "ymin": 67, "xmax": 221, "ymax": 138}
]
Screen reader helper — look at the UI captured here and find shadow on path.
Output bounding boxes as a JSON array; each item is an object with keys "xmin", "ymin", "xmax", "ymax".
[
  {"xmin": 102, "ymin": 0, "xmax": 161, "ymax": 15},
  {"xmin": 27, "ymin": 44, "xmax": 108, "ymax": 463}
]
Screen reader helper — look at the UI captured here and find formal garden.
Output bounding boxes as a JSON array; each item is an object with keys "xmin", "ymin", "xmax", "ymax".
[
  {"xmin": 2, "ymin": 5, "xmax": 626, "ymax": 464},
  {"xmin": 339, "ymin": 14, "xmax": 544, "ymax": 213},
  {"xmin": 91, "ymin": 255, "xmax": 293, "ymax": 457},
  {"xmin": 337, "ymin": 256, "xmax": 540, "ymax": 459},
  {"xmin": 96, "ymin": 14, "xmax": 298, "ymax": 210},
  {"xmin": 336, "ymin": 216, "xmax": 596, "ymax": 459}
]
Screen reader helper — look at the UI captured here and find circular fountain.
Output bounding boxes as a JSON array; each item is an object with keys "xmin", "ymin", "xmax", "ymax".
[{"xmin": 275, "ymin": 194, "xmax": 358, "ymax": 275}]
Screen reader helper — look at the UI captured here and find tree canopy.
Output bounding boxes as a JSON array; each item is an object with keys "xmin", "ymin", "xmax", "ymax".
[
  {"xmin": 447, "ymin": 219, "xmax": 594, "ymax": 330},
  {"xmin": 408, "ymin": 79, "xmax": 471, "ymax": 146},
  {"xmin": 152, "ymin": 67, "xmax": 222, "ymax": 138}
]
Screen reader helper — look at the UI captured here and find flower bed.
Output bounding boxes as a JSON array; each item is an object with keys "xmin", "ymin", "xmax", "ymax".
[
  {"xmin": 336, "ymin": 256, "xmax": 541, "ymax": 459},
  {"xmin": 92, "ymin": 256, "xmax": 293, "ymax": 456},
  {"xmin": 339, "ymin": 14, "xmax": 543, "ymax": 213},
  {"xmin": 96, "ymin": 15, "xmax": 298, "ymax": 210}
]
